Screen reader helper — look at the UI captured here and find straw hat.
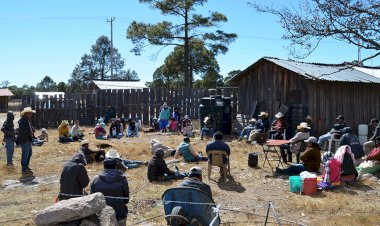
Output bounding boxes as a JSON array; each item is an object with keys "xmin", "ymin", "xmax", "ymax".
[
  {"xmin": 105, "ymin": 149, "xmax": 120, "ymax": 158},
  {"xmin": 21, "ymin": 107, "xmax": 35, "ymax": 115},
  {"xmin": 297, "ymin": 122, "xmax": 311, "ymax": 130},
  {"xmin": 41, "ymin": 128, "xmax": 47, "ymax": 132},
  {"xmin": 81, "ymin": 140, "xmax": 90, "ymax": 146},
  {"xmin": 275, "ymin": 112, "xmax": 283, "ymax": 118},
  {"xmin": 258, "ymin": 112, "xmax": 268, "ymax": 117},
  {"xmin": 61, "ymin": 120, "xmax": 69, "ymax": 125},
  {"xmin": 249, "ymin": 118, "xmax": 256, "ymax": 123}
]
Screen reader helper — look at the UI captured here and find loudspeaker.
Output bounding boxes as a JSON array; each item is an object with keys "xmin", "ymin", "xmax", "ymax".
[{"xmin": 248, "ymin": 152, "xmax": 258, "ymax": 167}]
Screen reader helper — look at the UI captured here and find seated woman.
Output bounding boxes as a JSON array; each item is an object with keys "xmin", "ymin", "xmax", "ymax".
[
  {"xmin": 174, "ymin": 137, "xmax": 208, "ymax": 162},
  {"xmin": 275, "ymin": 136, "xmax": 321, "ymax": 176},
  {"xmin": 181, "ymin": 115, "xmax": 193, "ymax": 137},
  {"xmin": 58, "ymin": 120, "xmax": 74, "ymax": 143},
  {"xmin": 71, "ymin": 120, "xmax": 85, "ymax": 141},
  {"xmin": 108, "ymin": 119, "xmax": 124, "ymax": 139},
  {"xmin": 167, "ymin": 117, "xmax": 178, "ymax": 132},
  {"xmin": 94, "ymin": 122, "xmax": 107, "ymax": 140},
  {"xmin": 334, "ymin": 145, "xmax": 358, "ymax": 182},
  {"xmin": 268, "ymin": 112, "xmax": 286, "ymax": 140},
  {"xmin": 126, "ymin": 120, "xmax": 139, "ymax": 137}
]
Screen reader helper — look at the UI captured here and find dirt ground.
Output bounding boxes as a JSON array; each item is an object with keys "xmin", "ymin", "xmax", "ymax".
[{"xmin": 0, "ymin": 113, "xmax": 379, "ymax": 226}]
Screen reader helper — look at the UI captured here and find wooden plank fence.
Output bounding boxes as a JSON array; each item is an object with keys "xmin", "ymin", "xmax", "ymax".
[{"xmin": 22, "ymin": 87, "xmax": 239, "ymax": 129}]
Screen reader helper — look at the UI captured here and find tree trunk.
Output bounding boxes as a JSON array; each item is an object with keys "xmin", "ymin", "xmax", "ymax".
[{"xmin": 184, "ymin": 7, "xmax": 192, "ymax": 88}]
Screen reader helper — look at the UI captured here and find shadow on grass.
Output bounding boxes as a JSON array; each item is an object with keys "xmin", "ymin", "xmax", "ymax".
[{"xmin": 217, "ymin": 175, "xmax": 246, "ymax": 193}]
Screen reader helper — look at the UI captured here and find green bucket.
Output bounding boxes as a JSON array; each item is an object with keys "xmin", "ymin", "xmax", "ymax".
[{"xmin": 289, "ymin": 176, "xmax": 302, "ymax": 193}]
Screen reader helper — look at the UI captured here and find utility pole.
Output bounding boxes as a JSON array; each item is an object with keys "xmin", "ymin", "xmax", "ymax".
[{"xmin": 107, "ymin": 17, "xmax": 115, "ymax": 78}]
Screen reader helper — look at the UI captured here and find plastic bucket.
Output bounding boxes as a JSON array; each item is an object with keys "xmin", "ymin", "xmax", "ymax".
[
  {"xmin": 358, "ymin": 124, "xmax": 368, "ymax": 136},
  {"xmin": 358, "ymin": 135, "xmax": 368, "ymax": 145},
  {"xmin": 289, "ymin": 176, "xmax": 302, "ymax": 193},
  {"xmin": 302, "ymin": 177, "xmax": 317, "ymax": 195}
]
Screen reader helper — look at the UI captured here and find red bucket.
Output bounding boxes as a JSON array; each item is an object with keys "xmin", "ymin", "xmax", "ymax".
[{"xmin": 302, "ymin": 177, "xmax": 317, "ymax": 195}]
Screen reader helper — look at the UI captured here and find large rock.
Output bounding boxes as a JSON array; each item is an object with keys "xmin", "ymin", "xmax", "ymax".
[
  {"xmin": 97, "ymin": 206, "xmax": 117, "ymax": 226},
  {"xmin": 79, "ymin": 219, "xmax": 99, "ymax": 226},
  {"xmin": 35, "ymin": 193, "xmax": 106, "ymax": 226}
]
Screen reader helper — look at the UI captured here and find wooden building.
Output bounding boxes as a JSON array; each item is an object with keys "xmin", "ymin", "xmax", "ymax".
[
  {"xmin": 228, "ymin": 57, "xmax": 380, "ymax": 136},
  {"xmin": 0, "ymin": 88, "xmax": 14, "ymax": 113}
]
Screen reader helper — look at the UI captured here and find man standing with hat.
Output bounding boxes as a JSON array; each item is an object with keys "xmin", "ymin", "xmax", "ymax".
[
  {"xmin": 364, "ymin": 118, "xmax": 380, "ymax": 155},
  {"xmin": 1, "ymin": 111, "xmax": 16, "ymax": 167},
  {"xmin": 18, "ymin": 107, "xmax": 35, "ymax": 173},
  {"xmin": 178, "ymin": 166, "xmax": 212, "ymax": 198}
]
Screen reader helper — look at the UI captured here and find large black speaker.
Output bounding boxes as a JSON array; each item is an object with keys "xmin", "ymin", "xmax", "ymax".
[{"xmin": 199, "ymin": 96, "xmax": 232, "ymax": 135}]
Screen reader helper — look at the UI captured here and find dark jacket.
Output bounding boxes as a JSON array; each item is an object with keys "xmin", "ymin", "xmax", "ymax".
[
  {"xmin": 91, "ymin": 169, "xmax": 129, "ymax": 218},
  {"xmin": 341, "ymin": 153, "xmax": 358, "ymax": 176},
  {"xmin": 300, "ymin": 146, "xmax": 321, "ymax": 172},
  {"xmin": 258, "ymin": 118, "xmax": 270, "ymax": 133},
  {"xmin": 59, "ymin": 153, "xmax": 89, "ymax": 201},
  {"xmin": 18, "ymin": 116, "xmax": 33, "ymax": 144},
  {"xmin": 369, "ymin": 124, "xmax": 380, "ymax": 141},
  {"xmin": 206, "ymin": 140, "xmax": 230, "ymax": 163},
  {"xmin": 1, "ymin": 119, "xmax": 15, "ymax": 140},
  {"xmin": 179, "ymin": 177, "xmax": 212, "ymax": 198},
  {"xmin": 339, "ymin": 128, "xmax": 364, "ymax": 158},
  {"xmin": 147, "ymin": 155, "xmax": 174, "ymax": 181}
]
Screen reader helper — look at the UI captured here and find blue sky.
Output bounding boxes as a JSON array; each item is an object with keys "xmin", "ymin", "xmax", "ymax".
[{"xmin": 1, "ymin": 0, "xmax": 379, "ymax": 87}]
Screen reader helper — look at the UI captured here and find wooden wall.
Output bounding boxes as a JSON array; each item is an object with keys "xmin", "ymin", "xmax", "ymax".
[
  {"xmin": 22, "ymin": 87, "xmax": 239, "ymax": 129},
  {"xmin": 231, "ymin": 59, "xmax": 380, "ymax": 136},
  {"xmin": 0, "ymin": 97, "xmax": 9, "ymax": 113}
]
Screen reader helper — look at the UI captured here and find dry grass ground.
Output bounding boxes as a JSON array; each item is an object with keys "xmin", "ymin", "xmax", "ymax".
[{"xmin": 0, "ymin": 114, "xmax": 379, "ymax": 226}]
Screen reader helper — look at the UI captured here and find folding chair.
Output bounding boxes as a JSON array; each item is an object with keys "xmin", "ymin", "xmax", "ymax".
[
  {"xmin": 207, "ymin": 150, "xmax": 230, "ymax": 181},
  {"xmin": 295, "ymin": 140, "xmax": 307, "ymax": 163}
]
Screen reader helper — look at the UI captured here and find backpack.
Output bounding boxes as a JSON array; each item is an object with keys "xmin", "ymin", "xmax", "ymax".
[{"xmin": 322, "ymin": 158, "xmax": 341, "ymax": 184}]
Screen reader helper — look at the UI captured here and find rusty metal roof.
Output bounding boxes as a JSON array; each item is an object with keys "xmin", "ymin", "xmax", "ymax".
[
  {"xmin": 0, "ymin": 88, "xmax": 13, "ymax": 96},
  {"xmin": 265, "ymin": 57, "xmax": 380, "ymax": 83}
]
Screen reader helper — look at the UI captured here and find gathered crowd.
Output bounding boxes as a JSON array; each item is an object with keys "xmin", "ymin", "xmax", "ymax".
[{"xmin": 2, "ymin": 103, "xmax": 380, "ymax": 225}]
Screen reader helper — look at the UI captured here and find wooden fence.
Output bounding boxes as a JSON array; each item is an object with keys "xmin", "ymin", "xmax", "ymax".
[{"xmin": 22, "ymin": 87, "xmax": 239, "ymax": 129}]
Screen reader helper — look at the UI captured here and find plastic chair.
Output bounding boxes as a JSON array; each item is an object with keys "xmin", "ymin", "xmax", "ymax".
[
  {"xmin": 207, "ymin": 150, "xmax": 230, "ymax": 181},
  {"xmin": 326, "ymin": 134, "xmax": 340, "ymax": 152}
]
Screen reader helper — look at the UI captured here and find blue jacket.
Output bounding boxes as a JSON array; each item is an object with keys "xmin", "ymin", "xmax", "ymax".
[{"xmin": 91, "ymin": 169, "xmax": 129, "ymax": 218}]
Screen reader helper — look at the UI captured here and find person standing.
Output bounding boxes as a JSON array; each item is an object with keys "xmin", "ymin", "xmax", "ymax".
[
  {"xmin": 159, "ymin": 102, "xmax": 171, "ymax": 132},
  {"xmin": 59, "ymin": 153, "xmax": 89, "ymax": 201},
  {"xmin": 18, "ymin": 107, "xmax": 36, "ymax": 173},
  {"xmin": 1, "ymin": 111, "xmax": 16, "ymax": 167}
]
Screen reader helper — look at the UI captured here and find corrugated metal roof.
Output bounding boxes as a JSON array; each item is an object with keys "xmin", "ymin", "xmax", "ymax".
[
  {"xmin": 264, "ymin": 57, "xmax": 380, "ymax": 83},
  {"xmin": 354, "ymin": 66, "xmax": 380, "ymax": 79},
  {"xmin": 93, "ymin": 80, "xmax": 147, "ymax": 90},
  {"xmin": 0, "ymin": 88, "xmax": 13, "ymax": 96}
]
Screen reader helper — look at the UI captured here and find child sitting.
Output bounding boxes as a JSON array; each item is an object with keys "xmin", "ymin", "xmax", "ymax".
[{"xmin": 167, "ymin": 117, "xmax": 177, "ymax": 132}]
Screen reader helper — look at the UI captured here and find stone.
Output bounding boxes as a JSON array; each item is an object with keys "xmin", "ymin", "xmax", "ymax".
[
  {"xmin": 79, "ymin": 219, "xmax": 99, "ymax": 226},
  {"xmin": 97, "ymin": 206, "xmax": 117, "ymax": 226},
  {"xmin": 35, "ymin": 193, "xmax": 106, "ymax": 226}
]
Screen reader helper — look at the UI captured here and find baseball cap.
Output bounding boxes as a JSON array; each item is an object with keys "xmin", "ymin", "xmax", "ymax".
[{"xmin": 189, "ymin": 166, "xmax": 202, "ymax": 177}]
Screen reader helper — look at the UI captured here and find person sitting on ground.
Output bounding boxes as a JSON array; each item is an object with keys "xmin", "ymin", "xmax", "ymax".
[
  {"xmin": 275, "ymin": 136, "xmax": 321, "ymax": 176},
  {"xmin": 150, "ymin": 117, "xmax": 160, "ymax": 131},
  {"xmin": 174, "ymin": 137, "xmax": 208, "ymax": 162},
  {"xmin": 178, "ymin": 166, "xmax": 212, "ymax": 198},
  {"xmin": 363, "ymin": 118, "xmax": 380, "ymax": 155},
  {"xmin": 172, "ymin": 107, "xmax": 181, "ymax": 122},
  {"xmin": 147, "ymin": 148, "xmax": 188, "ymax": 182},
  {"xmin": 334, "ymin": 145, "xmax": 358, "ymax": 182},
  {"xmin": 238, "ymin": 118, "xmax": 257, "ymax": 141},
  {"xmin": 339, "ymin": 127, "xmax": 364, "ymax": 159},
  {"xmin": 126, "ymin": 120, "xmax": 139, "ymax": 137},
  {"xmin": 109, "ymin": 119, "xmax": 124, "ymax": 139},
  {"xmin": 37, "ymin": 128, "xmax": 49, "ymax": 142},
  {"xmin": 71, "ymin": 120, "xmax": 84, "ymax": 141},
  {"xmin": 167, "ymin": 117, "xmax": 178, "ymax": 132},
  {"xmin": 150, "ymin": 139, "xmax": 176, "ymax": 158},
  {"xmin": 200, "ymin": 115, "xmax": 215, "ymax": 140},
  {"xmin": 94, "ymin": 122, "xmax": 107, "ymax": 140},
  {"xmin": 80, "ymin": 140, "xmax": 106, "ymax": 164},
  {"xmin": 91, "ymin": 154, "xmax": 129, "ymax": 225},
  {"xmin": 58, "ymin": 120, "xmax": 73, "ymax": 143},
  {"xmin": 59, "ymin": 153, "xmax": 89, "ymax": 201},
  {"xmin": 268, "ymin": 112, "xmax": 286, "ymax": 140},
  {"xmin": 206, "ymin": 132, "xmax": 231, "ymax": 178},
  {"xmin": 105, "ymin": 149, "xmax": 147, "ymax": 170},
  {"xmin": 318, "ymin": 115, "xmax": 346, "ymax": 149},
  {"xmin": 181, "ymin": 115, "xmax": 193, "ymax": 137},
  {"xmin": 159, "ymin": 102, "xmax": 171, "ymax": 133},
  {"xmin": 280, "ymin": 122, "xmax": 310, "ymax": 164}
]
